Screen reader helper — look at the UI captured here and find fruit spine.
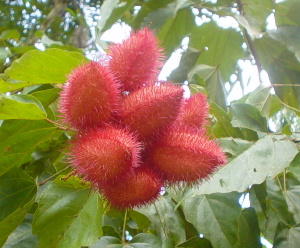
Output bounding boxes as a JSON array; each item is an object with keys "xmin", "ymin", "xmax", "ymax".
[{"xmin": 58, "ymin": 27, "xmax": 226, "ymax": 209}]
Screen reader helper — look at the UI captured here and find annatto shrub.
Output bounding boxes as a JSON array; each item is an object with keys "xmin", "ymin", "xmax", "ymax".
[{"xmin": 58, "ymin": 27, "xmax": 226, "ymax": 209}]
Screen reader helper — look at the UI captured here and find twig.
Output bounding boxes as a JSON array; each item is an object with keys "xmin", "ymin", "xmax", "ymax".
[
  {"xmin": 236, "ymin": 0, "xmax": 264, "ymax": 85},
  {"xmin": 60, "ymin": 170, "xmax": 76, "ymax": 181},
  {"xmin": 122, "ymin": 209, "xmax": 128, "ymax": 244},
  {"xmin": 39, "ymin": 167, "xmax": 70, "ymax": 186},
  {"xmin": 26, "ymin": 0, "xmax": 67, "ymax": 45},
  {"xmin": 45, "ymin": 118, "xmax": 77, "ymax": 132}
]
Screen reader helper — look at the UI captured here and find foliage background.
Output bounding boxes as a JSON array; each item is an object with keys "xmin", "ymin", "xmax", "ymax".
[{"xmin": 1, "ymin": 0, "xmax": 300, "ymax": 247}]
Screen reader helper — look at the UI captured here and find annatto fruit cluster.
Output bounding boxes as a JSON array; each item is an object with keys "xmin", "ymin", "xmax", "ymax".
[{"xmin": 58, "ymin": 28, "xmax": 226, "ymax": 209}]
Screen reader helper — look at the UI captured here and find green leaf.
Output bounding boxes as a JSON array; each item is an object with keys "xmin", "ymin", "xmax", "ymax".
[
  {"xmin": 189, "ymin": 65, "xmax": 227, "ymax": 109},
  {"xmin": 131, "ymin": 0, "xmax": 173, "ymax": 29},
  {"xmin": 96, "ymin": 0, "xmax": 120, "ymax": 34},
  {"xmin": 210, "ymin": 102, "xmax": 244, "ymax": 138},
  {"xmin": 286, "ymin": 185, "xmax": 300, "ymax": 223},
  {"xmin": 267, "ymin": 177, "xmax": 295, "ymax": 225},
  {"xmin": 249, "ymin": 183, "xmax": 270, "ymax": 237},
  {"xmin": 0, "ymin": 120, "xmax": 60, "ymax": 176},
  {"xmin": 90, "ymin": 236, "xmax": 122, "ymax": 247},
  {"xmin": 30, "ymin": 88, "xmax": 60, "ymax": 107},
  {"xmin": 189, "ymin": 21, "xmax": 244, "ymax": 82},
  {"xmin": 3, "ymin": 214, "xmax": 38, "ymax": 248},
  {"xmin": 218, "ymin": 137, "xmax": 253, "ymax": 161},
  {"xmin": 129, "ymin": 210, "xmax": 151, "ymax": 231},
  {"xmin": 287, "ymin": 153, "xmax": 300, "ymax": 180},
  {"xmin": 129, "ymin": 233, "xmax": 162, "ymax": 248},
  {"xmin": 236, "ymin": 208, "xmax": 262, "ymax": 248},
  {"xmin": 182, "ymin": 192, "xmax": 241, "ymax": 248},
  {"xmin": 270, "ymin": 25, "xmax": 300, "ymax": 62},
  {"xmin": 32, "ymin": 176, "xmax": 103, "ymax": 248},
  {"xmin": 0, "ymin": 168, "xmax": 37, "ymax": 247},
  {"xmin": 231, "ymin": 103, "xmax": 268, "ymax": 132},
  {"xmin": 0, "ymin": 29, "xmax": 20, "ymax": 41},
  {"xmin": 273, "ymin": 222, "xmax": 300, "ymax": 248},
  {"xmin": 0, "ymin": 47, "xmax": 10, "ymax": 63},
  {"xmin": 244, "ymin": 86, "xmax": 282, "ymax": 117},
  {"xmin": 137, "ymin": 197, "xmax": 186, "ymax": 245},
  {"xmin": 0, "ymin": 94, "xmax": 46, "ymax": 120},
  {"xmin": 253, "ymin": 35, "xmax": 300, "ymax": 109},
  {"xmin": 157, "ymin": 7, "xmax": 195, "ymax": 57},
  {"xmin": 0, "ymin": 79, "xmax": 33, "ymax": 93},
  {"xmin": 97, "ymin": 0, "xmax": 138, "ymax": 35},
  {"xmin": 189, "ymin": 135, "xmax": 298, "ymax": 195},
  {"xmin": 275, "ymin": 0, "xmax": 300, "ymax": 26},
  {"xmin": 176, "ymin": 237, "xmax": 212, "ymax": 248},
  {"xmin": 91, "ymin": 233, "xmax": 162, "ymax": 248},
  {"xmin": 5, "ymin": 48, "xmax": 87, "ymax": 85},
  {"xmin": 235, "ymin": 0, "xmax": 274, "ymax": 37},
  {"xmin": 168, "ymin": 48, "xmax": 201, "ymax": 83}
]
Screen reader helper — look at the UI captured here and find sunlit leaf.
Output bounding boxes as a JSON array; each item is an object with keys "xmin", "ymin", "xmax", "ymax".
[
  {"xmin": 188, "ymin": 135, "xmax": 298, "ymax": 195},
  {"xmin": 157, "ymin": 7, "xmax": 195, "ymax": 57},
  {"xmin": 189, "ymin": 22, "xmax": 244, "ymax": 82},
  {"xmin": 0, "ymin": 94, "xmax": 46, "ymax": 120},
  {"xmin": 5, "ymin": 48, "xmax": 87, "ymax": 85},
  {"xmin": 231, "ymin": 103, "xmax": 268, "ymax": 132}
]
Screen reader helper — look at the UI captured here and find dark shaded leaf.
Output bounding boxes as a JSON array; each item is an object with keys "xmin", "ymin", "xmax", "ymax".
[
  {"xmin": 182, "ymin": 192, "xmax": 241, "ymax": 248},
  {"xmin": 137, "ymin": 197, "xmax": 186, "ymax": 245},
  {"xmin": 3, "ymin": 214, "xmax": 38, "ymax": 248},
  {"xmin": 210, "ymin": 102, "xmax": 244, "ymax": 138},
  {"xmin": 168, "ymin": 48, "xmax": 201, "ymax": 83},
  {"xmin": 176, "ymin": 236, "xmax": 212, "ymax": 248},
  {"xmin": 236, "ymin": 208, "xmax": 262, "ymax": 248},
  {"xmin": 273, "ymin": 222, "xmax": 300, "ymax": 248},
  {"xmin": 0, "ymin": 168, "xmax": 36, "ymax": 247},
  {"xmin": 32, "ymin": 176, "xmax": 103, "ymax": 248},
  {"xmin": 0, "ymin": 120, "xmax": 61, "ymax": 176}
]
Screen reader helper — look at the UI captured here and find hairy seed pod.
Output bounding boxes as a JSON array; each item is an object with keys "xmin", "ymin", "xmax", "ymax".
[
  {"xmin": 102, "ymin": 166, "xmax": 162, "ymax": 209},
  {"xmin": 121, "ymin": 84, "xmax": 184, "ymax": 140},
  {"xmin": 176, "ymin": 93, "xmax": 208, "ymax": 130},
  {"xmin": 108, "ymin": 27, "xmax": 164, "ymax": 92},
  {"xmin": 59, "ymin": 61, "xmax": 121, "ymax": 130},
  {"xmin": 70, "ymin": 127, "xmax": 141, "ymax": 186},
  {"xmin": 150, "ymin": 127, "xmax": 226, "ymax": 184}
]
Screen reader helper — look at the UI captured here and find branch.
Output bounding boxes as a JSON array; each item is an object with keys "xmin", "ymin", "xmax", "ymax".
[
  {"xmin": 26, "ymin": 0, "xmax": 67, "ymax": 45},
  {"xmin": 236, "ymin": 0, "xmax": 264, "ymax": 85}
]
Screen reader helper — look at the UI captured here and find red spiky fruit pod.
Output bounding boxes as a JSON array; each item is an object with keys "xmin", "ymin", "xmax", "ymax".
[
  {"xmin": 102, "ymin": 166, "xmax": 162, "ymax": 209},
  {"xmin": 121, "ymin": 84, "xmax": 184, "ymax": 140},
  {"xmin": 108, "ymin": 27, "xmax": 164, "ymax": 92},
  {"xmin": 59, "ymin": 61, "xmax": 121, "ymax": 130},
  {"xmin": 176, "ymin": 93, "xmax": 208, "ymax": 130},
  {"xmin": 149, "ymin": 126, "xmax": 226, "ymax": 184},
  {"xmin": 70, "ymin": 127, "xmax": 141, "ymax": 186}
]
